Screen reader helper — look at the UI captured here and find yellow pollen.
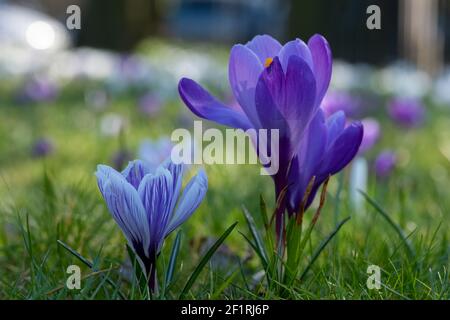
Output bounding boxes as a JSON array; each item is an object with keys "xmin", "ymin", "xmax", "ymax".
[{"xmin": 264, "ymin": 57, "xmax": 273, "ymax": 68}]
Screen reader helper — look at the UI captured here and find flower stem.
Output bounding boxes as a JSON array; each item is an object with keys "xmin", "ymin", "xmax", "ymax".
[{"xmin": 148, "ymin": 263, "xmax": 158, "ymax": 294}]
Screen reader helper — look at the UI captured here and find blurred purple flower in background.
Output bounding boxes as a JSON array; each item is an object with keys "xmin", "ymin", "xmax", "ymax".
[
  {"xmin": 388, "ymin": 97, "xmax": 425, "ymax": 128},
  {"xmin": 374, "ymin": 150, "xmax": 397, "ymax": 178},
  {"xmin": 178, "ymin": 34, "xmax": 363, "ymax": 232},
  {"xmin": 138, "ymin": 137, "xmax": 173, "ymax": 171},
  {"xmin": 31, "ymin": 138, "xmax": 54, "ymax": 158},
  {"xmin": 138, "ymin": 93, "xmax": 162, "ymax": 117},
  {"xmin": 96, "ymin": 159, "xmax": 208, "ymax": 291},
  {"xmin": 321, "ymin": 90, "xmax": 361, "ymax": 118},
  {"xmin": 107, "ymin": 54, "xmax": 154, "ymax": 93},
  {"xmin": 17, "ymin": 76, "xmax": 58, "ymax": 104},
  {"xmin": 358, "ymin": 118, "xmax": 380, "ymax": 154}
]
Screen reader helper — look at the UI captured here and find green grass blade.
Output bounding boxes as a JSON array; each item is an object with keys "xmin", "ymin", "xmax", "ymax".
[
  {"xmin": 179, "ymin": 222, "xmax": 238, "ymax": 299},
  {"xmin": 285, "ymin": 217, "xmax": 303, "ymax": 284},
  {"xmin": 165, "ymin": 230, "xmax": 182, "ymax": 288},
  {"xmin": 359, "ymin": 190, "xmax": 415, "ymax": 258},
  {"xmin": 242, "ymin": 206, "xmax": 268, "ymax": 265},
  {"xmin": 239, "ymin": 231, "xmax": 268, "ymax": 270},
  {"xmin": 299, "ymin": 216, "xmax": 351, "ymax": 281},
  {"xmin": 57, "ymin": 239, "xmax": 93, "ymax": 268},
  {"xmin": 259, "ymin": 195, "xmax": 275, "ymax": 261}
]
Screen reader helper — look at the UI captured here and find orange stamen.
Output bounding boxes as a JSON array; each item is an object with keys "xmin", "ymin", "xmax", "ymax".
[{"xmin": 264, "ymin": 57, "xmax": 273, "ymax": 68}]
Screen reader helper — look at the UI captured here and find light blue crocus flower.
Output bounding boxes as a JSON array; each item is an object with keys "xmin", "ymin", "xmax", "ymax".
[{"xmin": 95, "ymin": 159, "xmax": 208, "ymax": 291}]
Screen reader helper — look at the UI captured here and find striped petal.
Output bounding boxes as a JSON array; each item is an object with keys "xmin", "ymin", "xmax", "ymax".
[
  {"xmin": 138, "ymin": 167, "xmax": 174, "ymax": 252},
  {"xmin": 121, "ymin": 160, "xmax": 153, "ymax": 190},
  {"xmin": 165, "ymin": 168, "xmax": 208, "ymax": 237},
  {"xmin": 160, "ymin": 159, "xmax": 184, "ymax": 214},
  {"xmin": 96, "ymin": 165, "xmax": 150, "ymax": 258}
]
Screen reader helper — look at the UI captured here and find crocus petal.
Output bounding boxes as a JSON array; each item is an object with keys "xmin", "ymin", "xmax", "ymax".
[
  {"xmin": 165, "ymin": 168, "xmax": 208, "ymax": 236},
  {"xmin": 96, "ymin": 164, "xmax": 126, "ymax": 195},
  {"xmin": 138, "ymin": 168, "xmax": 174, "ymax": 252},
  {"xmin": 160, "ymin": 159, "xmax": 184, "ymax": 214},
  {"xmin": 308, "ymin": 34, "xmax": 332, "ymax": 105},
  {"xmin": 178, "ymin": 78, "xmax": 253, "ymax": 130},
  {"xmin": 255, "ymin": 57, "xmax": 289, "ymax": 135},
  {"xmin": 229, "ymin": 44, "xmax": 263, "ymax": 128},
  {"xmin": 287, "ymin": 111, "xmax": 327, "ymax": 213},
  {"xmin": 278, "ymin": 39, "xmax": 313, "ymax": 73},
  {"xmin": 96, "ymin": 165, "xmax": 150, "ymax": 257},
  {"xmin": 255, "ymin": 56, "xmax": 317, "ymax": 157},
  {"xmin": 325, "ymin": 110, "xmax": 346, "ymax": 148},
  {"xmin": 303, "ymin": 120, "xmax": 363, "ymax": 209},
  {"xmin": 121, "ymin": 160, "xmax": 152, "ymax": 189},
  {"xmin": 285, "ymin": 55, "xmax": 318, "ymax": 133},
  {"xmin": 297, "ymin": 111, "xmax": 328, "ymax": 181},
  {"xmin": 318, "ymin": 121, "xmax": 364, "ymax": 177},
  {"xmin": 245, "ymin": 34, "xmax": 282, "ymax": 64}
]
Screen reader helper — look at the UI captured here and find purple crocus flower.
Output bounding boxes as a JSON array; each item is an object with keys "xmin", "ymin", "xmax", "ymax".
[
  {"xmin": 31, "ymin": 138, "xmax": 54, "ymax": 158},
  {"xmin": 387, "ymin": 97, "xmax": 425, "ymax": 128},
  {"xmin": 96, "ymin": 159, "xmax": 208, "ymax": 291},
  {"xmin": 374, "ymin": 150, "xmax": 397, "ymax": 178},
  {"xmin": 178, "ymin": 34, "xmax": 363, "ymax": 229},
  {"xmin": 321, "ymin": 90, "xmax": 361, "ymax": 118},
  {"xmin": 358, "ymin": 118, "xmax": 380, "ymax": 154}
]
